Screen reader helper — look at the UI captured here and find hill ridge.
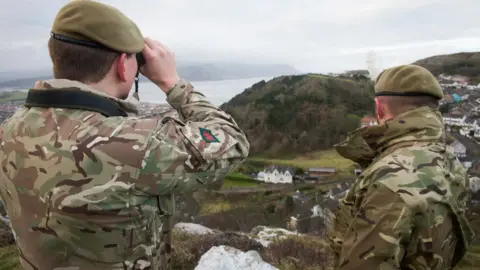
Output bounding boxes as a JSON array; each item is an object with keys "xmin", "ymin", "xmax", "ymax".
[{"xmin": 220, "ymin": 73, "xmax": 375, "ymax": 156}]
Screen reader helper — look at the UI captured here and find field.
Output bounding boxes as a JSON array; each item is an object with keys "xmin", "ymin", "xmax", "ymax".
[
  {"xmin": 248, "ymin": 149, "xmax": 356, "ymax": 175},
  {"xmin": 223, "ymin": 172, "xmax": 261, "ymax": 188},
  {"xmin": 0, "ymin": 91, "xmax": 26, "ymax": 103}
]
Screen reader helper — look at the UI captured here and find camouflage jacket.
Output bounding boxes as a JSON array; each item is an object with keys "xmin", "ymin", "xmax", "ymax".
[
  {"xmin": 329, "ymin": 106, "xmax": 474, "ymax": 270},
  {"xmin": 0, "ymin": 79, "xmax": 250, "ymax": 270}
]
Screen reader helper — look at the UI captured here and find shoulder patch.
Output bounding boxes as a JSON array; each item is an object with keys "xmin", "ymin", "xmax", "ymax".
[{"xmin": 199, "ymin": 127, "xmax": 220, "ymax": 143}]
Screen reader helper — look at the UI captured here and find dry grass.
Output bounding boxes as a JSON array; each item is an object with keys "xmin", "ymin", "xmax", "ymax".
[
  {"xmin": 199, "ymin": 201, "xmax": 245, "ymax": 215},
  {"xmin": 264, "ymin": 236, "xmax": 331, "ymax": 270}
]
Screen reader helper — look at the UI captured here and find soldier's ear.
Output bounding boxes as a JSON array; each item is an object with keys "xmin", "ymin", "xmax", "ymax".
[
  {"xmin": 375, "ymin": 98, "xmax": 384, "ymax": 121},
  {"xmin": 115, "ymin": 53, "xmax": 128, "ymax": 82}
]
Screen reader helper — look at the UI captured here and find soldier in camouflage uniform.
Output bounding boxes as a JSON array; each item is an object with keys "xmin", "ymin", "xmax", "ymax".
[
  {"xmin": 0, "ymin": 1, "xmax": 249, "ymax": 269},
  {"xmin": 328, "ymin": 64, "xmax": 474, "ymax": 269}
]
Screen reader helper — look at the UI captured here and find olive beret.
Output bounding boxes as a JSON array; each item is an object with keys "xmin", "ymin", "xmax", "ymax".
[
  {"xmin": 375, "ymin": 64, "xmax": 444, "ymax": 100},
  {"xmin": 51, "ymin": 0, "xmax": 144, "ymax": 54}
]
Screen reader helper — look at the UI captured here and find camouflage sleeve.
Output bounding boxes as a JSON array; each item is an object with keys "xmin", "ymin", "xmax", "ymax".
[
  {"xmin": 116, "ymin": 79, "xmax": 250, "ymax": 195},
  {"xmin": 337, "ymin": 183, "xmax": 414, "ymax": 270}
]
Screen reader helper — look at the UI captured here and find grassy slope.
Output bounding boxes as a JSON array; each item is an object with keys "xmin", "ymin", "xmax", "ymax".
[{"xmin": 223, "ymin": 172, "xmax": 260, "ymax": 188}]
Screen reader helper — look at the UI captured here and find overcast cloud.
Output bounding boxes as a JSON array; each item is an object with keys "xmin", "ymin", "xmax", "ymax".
[{"xmin": 1, "ymin": 0, "xmax": 480, "ymax": 74}]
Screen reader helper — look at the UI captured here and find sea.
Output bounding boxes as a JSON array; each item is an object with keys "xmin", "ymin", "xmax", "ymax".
[
  {"xmin": 132, "ymin": 76, "xmax": 273, "ymax": 105},
  {"xmin": 0, "ymin": 76, "xmax": 273, "ymax": 106}
]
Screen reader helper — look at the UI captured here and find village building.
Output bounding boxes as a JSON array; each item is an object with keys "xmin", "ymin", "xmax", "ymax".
[
  {"xmin": 263, "ymin": 165, "xmax": 296, "ymax": 184},
  {"xmin": 444, "ymin": 95, "xmax": 454, "ymax": 104},
  {"xmin": 360, "ymin": 115, "xmax": 377, "ymax": 128},
  {"xmin": 306, "ymin": 167, "xmax": 336, "ymax": 180},
  {"xmin": 443, "ymin": 116, "xmax": 467, "ymax": 127},
  {"xmin": 325, "ymin": 182, "xmax": 351, "ymax": 200},
  {"xmin": 449, "ymin": 133, "xmax": 480, "ymax": 169},
  {"xmin": 470, "ymin": 177, "xmax": 480, "ymax": 193},
  {"xmin": 450, "ymin": 139, "xmax": 467, "ymax": 158},
  {"xmin": 451, "ymin": 75, "xmax": 470, "ymax": 84}
]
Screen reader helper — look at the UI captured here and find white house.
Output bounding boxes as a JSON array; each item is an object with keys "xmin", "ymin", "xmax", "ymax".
[
  {"xmin": 263, "ymin": 165, "xmax": 295, "ymax": 184},
  {"xmin": 470, "ymin": 177, "xmax": 480, "ymax": 193},
  {"xmin": 450, "ymin": 140, "xmax": 467, "ymax": 158}
]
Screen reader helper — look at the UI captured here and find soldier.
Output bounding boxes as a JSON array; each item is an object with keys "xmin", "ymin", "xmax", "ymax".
[
  {"xmin": 0, "ymin": 1, "xmax": 249, "ymax": 270},
  {"xmin": 328, "ymin": 64, "xmax": 474, "ymax": 269}
]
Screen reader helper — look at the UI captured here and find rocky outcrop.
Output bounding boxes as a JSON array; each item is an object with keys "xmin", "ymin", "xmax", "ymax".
[
  {"xmin": 195, "ymin": 245, "xmax": 278, "ymax": 270},
  {"xmin": 173, "ymin": 222, "xmax": 332, "ymax": 270}
]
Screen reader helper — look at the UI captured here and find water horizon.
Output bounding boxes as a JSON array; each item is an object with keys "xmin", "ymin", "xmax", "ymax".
[
  {"xmin": 1, "ymin": 76, "xmax": 274, "ymax": 106},
  {"xmin": 131, "ymin": 76, "xmax": 274, "ymax": 105}
]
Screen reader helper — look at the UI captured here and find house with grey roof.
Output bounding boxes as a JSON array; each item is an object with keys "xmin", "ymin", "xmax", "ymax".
[
  {"xmin": 325, "ymin": 182, "xmax": 351, "ymax": 200},
  {"xmin": 263, "ymin": 165, "xmax": 296, "ymax": 184},
  {"xmin": 450, "ymin": 139, "xmax": 467, "ymax": 158}
]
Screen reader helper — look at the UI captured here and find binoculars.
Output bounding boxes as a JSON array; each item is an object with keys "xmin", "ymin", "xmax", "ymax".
[{"xmin": 136, "ymin": 52, "xmax": 146, "ymax": 67}]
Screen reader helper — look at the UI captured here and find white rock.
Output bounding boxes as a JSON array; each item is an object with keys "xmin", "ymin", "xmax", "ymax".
[
  {"xmin": 194, "ymin": 245, "xmax": 278, "ymax": 270},
  {"xmin": 250, "ymin": 226, "xmax": 299, "ymax": 247},
  {"xmin": 173, "ymin": 222, "xmax": 214, "ymax": 235}
]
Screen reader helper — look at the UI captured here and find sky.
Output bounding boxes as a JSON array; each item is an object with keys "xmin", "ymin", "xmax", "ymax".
[{"xmin": 1, "ymin": 0, "xmax": 480, "ymax": 75}]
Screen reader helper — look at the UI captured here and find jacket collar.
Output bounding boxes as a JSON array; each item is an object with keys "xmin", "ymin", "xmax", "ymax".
[
  {"xmin": 31, "ymin": 79, "xmax": 140, "ymax": 115},
  {"xmin": 334, "ymin": 106, "xmax": 445, "ymax": 167}
]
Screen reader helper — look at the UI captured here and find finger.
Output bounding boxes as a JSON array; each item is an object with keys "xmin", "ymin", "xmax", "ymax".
[
  {"xmin": 154, "ymin": 40, "xmax": 171, "ymax": 54},
  {"xmin": 145, "ymin": 38, "xmax": 163, "ymax": 57},
  {"xmin": 142, "ymin": 39, "xmax": 154, "ymax": 58},
  {"xmin": 144, "ymin": 37, "xmax": 157, "ymax": 50},
  {"xmin": 147, "ymin": 39, "xmax": 167, "ymax": 57}
]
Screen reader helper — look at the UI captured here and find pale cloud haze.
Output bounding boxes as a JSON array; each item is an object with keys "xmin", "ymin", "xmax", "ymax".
[{"xmin": 1, "ymin": 0, "xmax": 480, "ymax": 74}]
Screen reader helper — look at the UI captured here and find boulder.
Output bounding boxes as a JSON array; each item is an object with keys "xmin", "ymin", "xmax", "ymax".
[
  {"xmin": 194, "ymin": 245, "xmax": 278, "ymax": 270},
  {"xmin": 174, "ymin": 222, "xmax": 216, "ymax": 235}
]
